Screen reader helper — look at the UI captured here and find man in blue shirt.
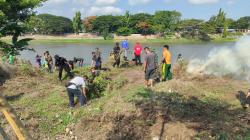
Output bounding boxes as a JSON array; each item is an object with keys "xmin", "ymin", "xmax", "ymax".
[{"xmin": 121, "ymin": 39, "xmax": 129, "ymax": 61}]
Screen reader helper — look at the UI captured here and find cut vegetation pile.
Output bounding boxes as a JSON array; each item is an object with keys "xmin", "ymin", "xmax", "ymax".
[{"xmin": 0, "ymin": 62, "xmax": 250, "ymax": 140}]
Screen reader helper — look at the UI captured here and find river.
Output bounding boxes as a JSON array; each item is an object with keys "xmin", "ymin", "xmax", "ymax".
[{"xmin": 20, "ymin": 42, "xmax": 235, "ymax": 65}]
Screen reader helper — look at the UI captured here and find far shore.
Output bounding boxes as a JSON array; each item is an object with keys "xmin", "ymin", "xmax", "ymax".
[{"xmin": 1, "ymin": 35, "xmax": 238, "ymax": 45}]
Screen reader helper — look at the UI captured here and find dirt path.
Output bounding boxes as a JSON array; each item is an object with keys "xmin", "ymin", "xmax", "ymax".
[{"xmin": 119, "ymin": 68, "xmax": 145, "ymax": 85}]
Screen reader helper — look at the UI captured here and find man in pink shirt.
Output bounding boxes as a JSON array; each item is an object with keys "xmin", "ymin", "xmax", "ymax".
[{"xmin": 133, "ymin": 42, "xmax": 143, "ymax": 65}]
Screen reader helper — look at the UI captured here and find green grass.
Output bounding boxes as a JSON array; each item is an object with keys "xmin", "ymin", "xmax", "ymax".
[
  {"xmin": 1, "ymin": 37, "xmax": 237, "ymax": 45},
  {"xmin": 3, "ymin": 64, "xmax": 249, "ymax": 139}
]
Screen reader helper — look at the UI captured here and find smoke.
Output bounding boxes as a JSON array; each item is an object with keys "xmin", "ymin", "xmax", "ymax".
[{"xmin": 187, "ymin": 36, "xmax": 250, "ymax": 80}]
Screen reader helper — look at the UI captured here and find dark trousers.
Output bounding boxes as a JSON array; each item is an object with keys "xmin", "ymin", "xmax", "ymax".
[
  {"xmin": 48, "ymin": 63, "xmax": 53, "ymax": 73},
  {"xmin": 58, "ymin": 64, "xmax": 73, "ymax": 81},
  {"xmin": 135, "ymin": 54, "xmax": 141, "ymax": 65},
  {"xmin": 113, "ymin": 56, "xmax": 120, "ymax": 68},
  {"xmin": 67, "ymin": 88, "xmax": 86, "ymax": 107}
]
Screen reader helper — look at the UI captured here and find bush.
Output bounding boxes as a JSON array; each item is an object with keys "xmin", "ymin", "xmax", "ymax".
[
  {"xmin": 116, "ymin": 27, "xmax": 132, "ymax": 36},
  {"xmin": 93, "ymin": 73, "xmax": 110, "ymax": 94}
]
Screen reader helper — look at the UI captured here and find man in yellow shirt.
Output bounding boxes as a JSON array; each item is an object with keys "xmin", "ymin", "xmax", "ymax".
[{"xmin": 162, "ymin": 45, "xmax": 172, "ymax": 81}]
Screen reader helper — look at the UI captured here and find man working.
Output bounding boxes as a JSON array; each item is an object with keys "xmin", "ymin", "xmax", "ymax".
[
  {"xmin": 54, "ymin": 55, "xmax": 74, "ymax": 81},
  {"xmin": 133, "ymin": 42, "xmax": 143, "ymax": 65},
  {"xmin": 162, "ymin": 45, "xmax": 172, "ymax": 81},
  {"xmin": 66, "ymin": 76, "xmax": 88, "ymax": 107},
  {"xmin": 121, "ymin": 39, "xmax": 129, "ymax": 61},
  {"xmin": 144, "ymin": 47, "xmax": 156, "ymax": 87},
  {"xmin": 113, "ymin": 42, "xmax": 121, "ymax": 68},
  {"xmin": 95, "ymin": 48, "xmax": 102, "ymax": 69},
  {"xmin": 44, "ymin": 51, "xmax": 53, "ymax": 73}
]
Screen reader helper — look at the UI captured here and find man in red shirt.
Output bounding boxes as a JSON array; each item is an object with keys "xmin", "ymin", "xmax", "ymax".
[{"xmin": 133, "ymin": 42, "xmax": 143, "ymax": 65}]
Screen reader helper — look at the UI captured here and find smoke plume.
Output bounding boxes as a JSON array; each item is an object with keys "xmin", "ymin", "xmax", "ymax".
[{"xmin": 187, "ymin": 36, "xmax": 250, "ymax": 80}]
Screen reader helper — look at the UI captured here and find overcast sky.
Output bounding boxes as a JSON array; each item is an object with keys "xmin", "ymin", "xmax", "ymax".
[{"xmin": 36, "ymin": 0, "xmax": 250, "ymax": 20}]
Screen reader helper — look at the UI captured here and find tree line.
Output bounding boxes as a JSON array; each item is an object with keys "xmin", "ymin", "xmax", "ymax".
[
  {"xmin": 26, "ymin": 9, "xmax": 250, "ymax": 39},
  {"xmin": 1, "ymin": 0, "xmax": 250, "ymax": 56}
]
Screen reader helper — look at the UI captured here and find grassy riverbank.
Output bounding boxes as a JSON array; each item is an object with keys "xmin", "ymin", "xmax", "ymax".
[
  {"xmin": 1, "ymin": 37, "xmax": 237, "ymax": 45},
  {"xmin": 0, "ymin": 62, "xmax": 249, "ymax": 139}
]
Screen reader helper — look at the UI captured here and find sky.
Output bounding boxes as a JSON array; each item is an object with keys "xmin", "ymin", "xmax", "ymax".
[{"xmin": 36, "ymin": 0, "xmax": 250, "ymax": 20}]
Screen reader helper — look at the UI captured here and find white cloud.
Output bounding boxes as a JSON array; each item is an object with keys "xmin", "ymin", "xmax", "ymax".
[
  {"xmin": 87, "ymin": 6, "xmax": 122, "ymax": 16},
  {"xmin": 188, "ymin": 0, "xmax": 219, "ymax": 4},
  {"xmin": 45, "ymin": 0, "xmax": 68, "ymax": 5},
  {"xmin": 72, "ymin": 0, "xmax": 91, "ymax": 6},
  {"xmin": 128, "ymin": 0, "xmax": 151, "ymax": 5},
  {"xmin": 95, "ymin": 0, "xmax": 117, "ymax": 5}
]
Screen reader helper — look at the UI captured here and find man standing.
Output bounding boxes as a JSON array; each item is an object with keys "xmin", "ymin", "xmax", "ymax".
[
  {"xmin": 44, "ymin": 51, "xmax": 53, "ymax": 73},
  {"xmin": 54, "ymin": 55, "xmax": 74, "ymax": 81},
  {"xmin": 162, "ymin": 45, "xmax": 172, "ymax": 81},
  {"xmin": 66, "ymin": 76, "xmax": 88, "ymax": 107},
  {"xmin": 95, "ymin": 48, "xmax": 102, "ymax": 70},
  {"xmin": 113, "ymin": 42, "xmax": 121, "ymax": 68},
  {"xmin": 144, "ymin": 47, "xmax": 156, "ymax": 87},
  {"xmin": 133, "ymin": 42, "xmax": 143, "ymax": 65},
  {"xmin": 121, "ymin": 39, "xmax": 129, "ymax": 61}
]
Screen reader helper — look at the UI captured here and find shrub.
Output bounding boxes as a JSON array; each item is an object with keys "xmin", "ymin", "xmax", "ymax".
[{"xmin": 116, "ymin": 27, "xmax": 132, "ymax": 36}]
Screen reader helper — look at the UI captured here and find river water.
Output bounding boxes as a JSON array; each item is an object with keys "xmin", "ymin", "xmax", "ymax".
[{"xmin": 20, "ymin": 42, "xmax": 235, "ymax": 65}]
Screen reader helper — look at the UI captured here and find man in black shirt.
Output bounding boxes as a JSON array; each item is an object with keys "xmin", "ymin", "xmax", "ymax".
[{"xmin": 54, "ymin": 55, "xmax": 74, "ymax": 81}]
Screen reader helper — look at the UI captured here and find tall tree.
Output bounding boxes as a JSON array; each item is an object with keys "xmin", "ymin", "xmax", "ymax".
[
  {"xmin": 236, "ymin": 16, "xmax": 250, "ymax": 29},
  {"xmin": 153, "ymin": 10, "xmax": 181, "ymax": 34},
  {"xmin": 0, "ymin": 0, "xmax": 46, "ymax": 55},
  {"xmin": 83, "ymin": 16, "xmax": 96, "ymax": 32},
  {"xmin": 33, "ymin": 14, "xmax": 73, "ymax": 35},
  {"xmin": 73, "ymin": 11, "xmax": 82, "ymax": 34},
  {"xmin": 122, "ymin": 11, "xmax": 131, "ymax": 28},
  {"xmin": 130, "ymin": 13, "xmax": 153, "ymax": 33},
  {"xmin": 136, "ymin": 21, "xmax": 152, "ymax": 35}
]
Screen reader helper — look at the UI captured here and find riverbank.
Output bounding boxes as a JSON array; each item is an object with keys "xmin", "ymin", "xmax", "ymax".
[
  {"xmin": 0, "ymin": 62, "xmax": 249, "ymax": 139},
  {"xmin": 1, "ymin": 36, "xmax": 237, "ymax": 45}
]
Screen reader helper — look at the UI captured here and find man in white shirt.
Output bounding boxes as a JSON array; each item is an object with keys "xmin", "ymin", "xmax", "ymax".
[{"xmin": 66, "ymin": 76, "xmax": 88, "ymax": 107}]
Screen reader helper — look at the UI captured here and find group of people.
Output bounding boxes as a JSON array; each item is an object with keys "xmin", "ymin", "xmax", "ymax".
[
  {"xmin": 65, "ymin": 41, "xmax": 174, "ymax": 107},
  {"xmin": 143, "ymin": 45, "xmax": 172, "ymax": 87},
  {"xmin": 35, "ymin": 51, "xmax": 53, "ymax": 72},
  {"xmin": 35, "ymin": 51, "xmax": 87, "ymax": 81}
]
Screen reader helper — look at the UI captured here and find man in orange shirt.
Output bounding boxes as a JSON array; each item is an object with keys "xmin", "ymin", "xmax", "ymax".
[{"xmin": 162, "ymin": 45, "xmax": 172, "ymax": 81}]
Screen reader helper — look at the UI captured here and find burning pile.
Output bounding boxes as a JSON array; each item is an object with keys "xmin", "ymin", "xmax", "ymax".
[{"xmin": 187, "ymin": 36, "xmax": 250, "ymax": 80}]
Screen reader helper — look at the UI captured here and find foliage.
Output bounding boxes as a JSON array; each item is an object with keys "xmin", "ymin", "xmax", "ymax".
[
  {"xmin": 136, "ymin": 21, "xmax": 153, "ymax": 35},
  {"xmin": 129, "ymin": 13, "xmax": 154, "ymax": 34},
  {"xmin": 0, "ymin": 0, "xmax": 45, "ymax": 56},
  {"xmin": 92, "ymin": 15, "xmax": 122, "ymax": 35},
  {"xmin": 226, "ymin": 18, "xmax": 237, "ymax": 29},
  {"xmin": 93, "ymin": 73, "xmax": 110, "ymax": 94},
  {"xmin": 236, "ymin": 16, "xmax": 250, "ymax": 29},
  {"xmin": 179, "ymin": 19, "xmax": 204, "ymax": 29},
  {"xmin": 72, "ymin": 11, "xmax": 82, "ymax": 34},
  {"xmin": 116, "ymin": 27, "xmax": 132, "ymax": 36},
  {"xmin": 121, "ymin": 11, "xmax": 131, "ymax": 28},
  {"xmin": 222, "ymin": 21, "xmax": 228, "ymax": 38},
  {"xmin": 34, "ymin": 14, "xmax": 73, "ymax": 35},
  {"xmin": 153, "ymin": 10, "xmax": 181, "ymax": 33},
  {"xmin": 83, "ymin": 16, "xmax": 96, "ymax": 32}
]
